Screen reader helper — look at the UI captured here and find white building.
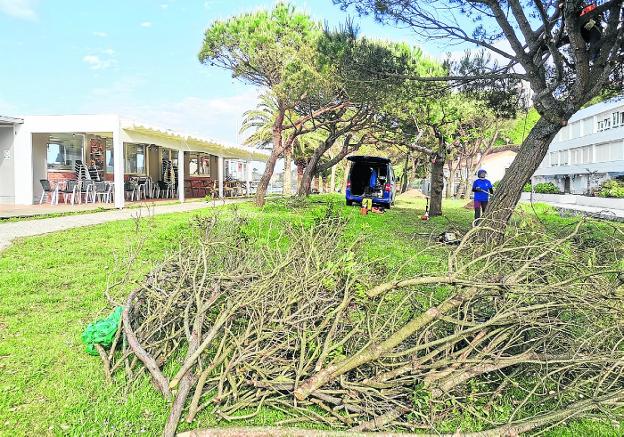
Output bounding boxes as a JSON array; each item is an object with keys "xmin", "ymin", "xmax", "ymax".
[
  {"xmin": 0, "ymin": 114, "xmax": 268, "ymax": 208},
  {"xmin": 446, "ymin": 146, "xmax": 518, "ymax": 197},
  {"xmin": 533, "ymin": 98, "xmax": 624, "ymax": 194},
  {"xmin": 479, "ymin": 148, "xmax": 518, "ymax": 183}
]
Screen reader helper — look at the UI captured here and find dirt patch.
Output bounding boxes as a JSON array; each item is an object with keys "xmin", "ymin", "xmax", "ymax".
[{"xmin": 397, "ymin": 189, "xmax": 425, "ymax": 200}]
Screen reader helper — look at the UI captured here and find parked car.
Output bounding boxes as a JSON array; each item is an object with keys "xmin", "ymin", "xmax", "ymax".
[{"xmin": 345, "ymin": 156, "xmax": 396, "ymax": 208}]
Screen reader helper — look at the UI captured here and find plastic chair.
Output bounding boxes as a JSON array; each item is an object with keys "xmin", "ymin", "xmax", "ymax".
[
  {"xmin": 39, "ymin": 179, "xmax": 58, "ymax": 205},
  {"xmin": 79, "ymin": 180, "xmax": 95, "ymax": 203},
  {"xmin": 59, "ymin": 180, "xmax": 79, "ymax": 204},
  {"xmin": 124, "ymin": 181, "xmax": 138, "ymax": 201},
  {"xmin": 158, "ymin": 181, "xmax": 173, "ymax": 198},
  {"xmin": 93, "ymin": 182, "xmax": 112, "ymax": 203}
]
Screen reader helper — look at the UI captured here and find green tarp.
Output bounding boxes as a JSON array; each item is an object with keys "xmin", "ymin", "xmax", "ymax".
[{"xmin": 81, "ymin": 306, "xmax": 123, "ymax": 356}]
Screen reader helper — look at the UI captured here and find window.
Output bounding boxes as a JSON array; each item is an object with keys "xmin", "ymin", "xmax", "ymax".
[
  {"xmin": 105, "ymin": 139, "xmax": 114, "ymax": 173},
  {"xmin": 225, "ymin": 160, "xmax": 246, "ymax": 180},
  {"xmin": 46, "ymin": 133, "xmax": 84, "ymax": 171},
  {"xmin": 550, "ymin": 151, "xmax": 558, "ymax": 167},
  {"xmin": 582, "ymin": 118, "xmax": 593, "ymax": 135},
  {"xmin": 571, "ymin": 148, "xmax": 581, "ymax": 165},
  {"xmin": 597, "ymin": 116, "xmax": 612, "ymax": 132},
  {"xmin": 596, "ymin": 143, "xmax": 624, "ymax": 162},
  {"xmin": 188, "ymin": 152, "xmax": 211, "ymax": 177},
  {"xmin": 125, "ymin": 143, "xmax": 146, "ymax": 175},
  {"xmin": 596, "ymin": 109, "xmax": 624, "ymax": 131},
  {"xmin": 560, "ymin": 126, "xmax": 570, "ymax": 141},
  {"xmin": 559, "ymin": 150, "xmax": 569, "ymax": 166},
  {"xmin": 570, "ymin": 146, "xmax": 593, "ymax": 165},
  {"xmin": 596, "ymin": 144, "xmax": 611, "ymax": 162},
  {"xmin": 583, "ymin": 146, "xmax": 592, "ymax": 164}
]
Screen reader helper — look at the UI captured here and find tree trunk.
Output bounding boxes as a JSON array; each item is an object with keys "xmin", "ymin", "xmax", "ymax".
[
  {"xmin": 445, "ymin": 161, "xmax": 455, "ymax": 199},
  {"xmin": 296, "ymin": 161, "xmax": 305, "ymax": 187},
  {"xmin": 319, "ymin": 175, "xmax": 324, "ymax": 194},
  {"xmin": 482, "ymin": 117, "xmax": 562, "ymax": 230},
  {"xmin": 255, "ymin": 107, "xmax": 286, "ymax": 207},
  {"xmin": 283, "ymin": 150, "xmax": 292, "ymax": 196},
  {"xmin": 429, "ymin": 155, "xmax": 445, "ymax": 217},
  {"xmin": 460, "ymin": 177, "xmax": 469, "ymax": 199},
  {"xmin": 298, "ymin": 145, "xmax": 326, "ymax": 196},
  {"xmin": 461, "ymin": 155, "xmax": 474, "ymax": 199},
  {"xmin": 298, "ymin": 165, "xmax": 314, "ymax": 196},
  {"xmin": 401, "ymin": 153, "xmax": 410, "ymax": 194},
  {"xmin": 330, "ymin": 165, "xmax": 336, "ymax": 193}
]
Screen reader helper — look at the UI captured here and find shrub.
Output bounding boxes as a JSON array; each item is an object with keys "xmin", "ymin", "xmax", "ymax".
[
  {"xmin": 534, "ymin": 182, "xmax": 560, "ymax": 194},
  {"xmin": 597, "ymin": 179, "xmax": 624, "ymax": 198},
  {"xmin": 491, "ymin": 181, "xmax": 532, "ymax": 192}
]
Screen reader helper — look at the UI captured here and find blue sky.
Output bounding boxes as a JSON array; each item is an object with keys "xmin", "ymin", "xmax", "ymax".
[{"xmin": 0, "ymin": 0, "xmax": 450, "ymax": 145}]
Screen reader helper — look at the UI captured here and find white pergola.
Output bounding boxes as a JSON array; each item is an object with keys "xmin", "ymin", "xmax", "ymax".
[
  {"xmin": 12, "ymin": 114, "xmax": 268, "ymax": 208},
  {"xmin": 0, "ymin": 115, "xmax": 24, "ymax": 126}
]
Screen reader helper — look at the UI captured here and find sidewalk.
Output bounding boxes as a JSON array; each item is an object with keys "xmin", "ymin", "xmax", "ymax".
[
  {"xmin": 0, "ymin": 199, "xmax": 238, "ymax": 252},
  {"xmin": 520, "ymin": 199, "xmax": 624, "ymax": 221}
]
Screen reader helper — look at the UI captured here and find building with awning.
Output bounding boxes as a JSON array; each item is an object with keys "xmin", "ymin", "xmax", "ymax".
[{"xmin": 0, "ymin": 114, "xmax": 268, "ymax": 208}]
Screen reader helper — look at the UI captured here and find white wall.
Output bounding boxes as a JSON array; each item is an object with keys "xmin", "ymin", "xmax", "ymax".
[
  {"xmin": 521, "ymin": 192, "xmax": 624, "ymax": 210},
  {"xmin": 480, "ymin": 151, "xmax": 517, "ymax": 183},
  {"xmin": 32, "ymin": 133, "xmax": 49, "ymax": 201},
  {"xmin": 0, "ymin": 126, "xmax": 15, "ymax": 204}
]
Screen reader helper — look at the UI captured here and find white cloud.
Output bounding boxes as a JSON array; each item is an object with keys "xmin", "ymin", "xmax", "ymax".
[
  {"xmin": 140, "ymin": 21, "xmax": 152, "ymax": 28},
  {"xmin": 0, "ymin": 0, "xmax": 37, "ymax": 20},
  {"xmin": 93, "ymin": 31, "xmax": 108, "ymax": 38},
  {"xmin": 129, "ymin": 92, "xmax": 260, "ymax": 144},
  {"xmin": 441, "ymin": 39, "xmax": 515, "ymax": 66},
  {"xmin": 82, "ymin": 54, "xmax": 117, "ymax": 71},
  {"xmin": 82, "ymin": 47, "xmax": 118, "ymax": 70},
  {"xmin": 87, "ymin": 90, "xmax": 260, "ymax": 145},
  {"xmin": 203, "ymin": 1, "xmax": 224, "ymax": 9},
  {"xmin": 160, "ymin": 4, "xmax": 169, "ymax": 10},
  {"xmin": 90, "ymin": 76, "xmax": 145, "ymax": 98}
]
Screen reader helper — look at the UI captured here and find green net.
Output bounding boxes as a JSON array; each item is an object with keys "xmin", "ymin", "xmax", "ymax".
[{"xmin": 81, "ymin": 306, "xmax": 123, "ymax": 356}]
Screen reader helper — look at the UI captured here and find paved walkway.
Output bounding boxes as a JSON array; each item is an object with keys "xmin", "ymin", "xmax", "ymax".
[
  {"xmin": 0, "ymin": 200, "xmax": 238, "ymax": 252},
  {"xmin": 520, "ymin": 199, "xmax": 624, "ymax": 221}
]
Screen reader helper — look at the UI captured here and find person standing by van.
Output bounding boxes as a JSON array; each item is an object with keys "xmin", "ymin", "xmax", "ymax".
[{"xmin": 472, "ymin": 169, "xmax": 494, "ymax": 221}]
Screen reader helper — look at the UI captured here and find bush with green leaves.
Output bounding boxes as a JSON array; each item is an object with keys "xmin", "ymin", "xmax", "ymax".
[
  {"xmin": 597, "ymin": 179, "xmax": 624, "ymax": 198},
  {"xmin": 534, "ymin": 182, "xmax": 560, "ymax": 194},
  {"xmin": 522, "ymin": 182, "xmax": 532, "ymax": 192}
]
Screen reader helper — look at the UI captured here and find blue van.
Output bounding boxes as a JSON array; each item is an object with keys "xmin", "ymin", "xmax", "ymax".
[{"xmin": 345, "ymin": 156, "xmax": 396, "ymax": 208}]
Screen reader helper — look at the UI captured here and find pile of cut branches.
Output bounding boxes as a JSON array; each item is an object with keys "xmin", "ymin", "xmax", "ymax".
[{"xmin": 102, "ymin": 212, "xmax": 624, "ymax": 436}]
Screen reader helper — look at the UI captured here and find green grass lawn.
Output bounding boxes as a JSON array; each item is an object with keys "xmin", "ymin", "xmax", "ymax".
[{"xmin": 0, "ymin": 194, "xmax": 621, "ymax": 436}]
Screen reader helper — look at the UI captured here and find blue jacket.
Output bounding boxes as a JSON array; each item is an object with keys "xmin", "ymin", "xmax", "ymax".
[
  {"xmin": 472, "ymin": 178, "xmax": 493, "ymax": 202},
  {"xmin": 369, "ymin": 169, "xmax": 378, "ymax": 188}
]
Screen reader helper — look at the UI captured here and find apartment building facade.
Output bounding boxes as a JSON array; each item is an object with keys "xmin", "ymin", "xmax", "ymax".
[{"xmin": 533, "ymin": 98, "xmax": 624, "ymax": 194}]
